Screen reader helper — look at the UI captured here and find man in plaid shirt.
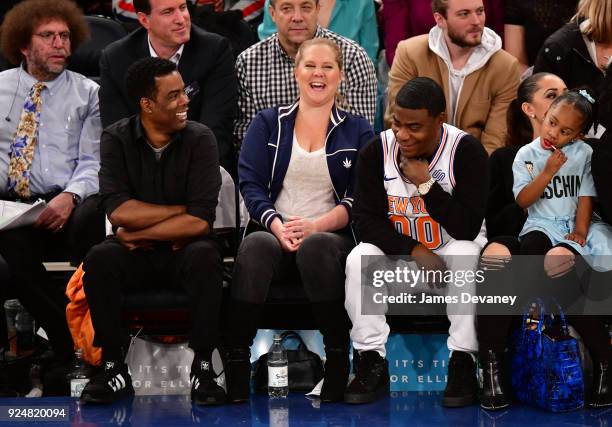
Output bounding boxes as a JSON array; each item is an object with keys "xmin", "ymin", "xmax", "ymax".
[{"xmin": 234, "ymin": 0, "xmax": 377, "ymax": 145}]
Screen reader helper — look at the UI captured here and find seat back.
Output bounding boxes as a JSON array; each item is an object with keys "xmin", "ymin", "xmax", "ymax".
[{"xmin": 68, "ymin": 15, "xmax": 127, "ymax": 79}]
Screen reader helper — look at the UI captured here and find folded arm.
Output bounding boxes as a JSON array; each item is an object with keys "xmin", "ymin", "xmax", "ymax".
[
  {"xmin": 109, "ymin": 200, "xmax": 187, "ymax": 229},
  {"xmin": 119, "ymin": 213, "xmax": 210, "ymax": 243}
]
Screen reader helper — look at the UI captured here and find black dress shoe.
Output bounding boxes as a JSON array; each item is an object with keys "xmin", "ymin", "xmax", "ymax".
[
  {"xmin": 224, "ymin": 347, "xmax": 251, "ymax": 403},
  {"xmin": 443, "ymin": 351, "xmax": 477, "ymax": 408},
  {"xmin": 590, "ymin": 359, "xmax": 612, "ymax": 408},
  {"xmin": 480, "ymin": 350, "xmax": 510, "ymax": 411},
  {"xmin": 344, "ymin": 350, "xmax": 389, "ymax": 404},
  {"xmin": 320, "ymin": 347, "xmax": 350, "ymax": 402}
]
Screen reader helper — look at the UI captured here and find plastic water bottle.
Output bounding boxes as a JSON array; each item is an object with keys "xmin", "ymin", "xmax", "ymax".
[
  {"xmin": 67, "ymin": 349, "xmax": 90, "ymax": 398},
  {"xmin": 267, "ymin": 334, "xmax": 288, "ymax": 398},
  {"xmin": 268, "ymin": 399, "xmax": 289, "ymax": 427}
]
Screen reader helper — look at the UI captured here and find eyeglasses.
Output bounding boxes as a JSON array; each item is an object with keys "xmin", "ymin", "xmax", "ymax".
[{"xmin": 33, "ymin": 31, "xmax": 71, "ymax": 44}]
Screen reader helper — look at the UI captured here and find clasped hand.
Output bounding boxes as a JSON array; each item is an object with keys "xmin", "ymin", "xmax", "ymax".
[
  {"xmin": 271, "ymin": 216, "xmax": 318, "ymax": 252},
  {"xmin": 116, "ymin": 227, "xmax": 153, "ymax": 251}
]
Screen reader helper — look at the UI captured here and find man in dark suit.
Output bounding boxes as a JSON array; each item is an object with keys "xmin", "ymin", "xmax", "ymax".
[{"xmin": 99, "ymin": 0, "xmax": 237, "ymax": 173}]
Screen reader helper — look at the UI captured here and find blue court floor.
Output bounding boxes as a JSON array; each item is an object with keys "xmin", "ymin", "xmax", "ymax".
[{"xmin": 0, "ymin": 392, "xmax": 610, "ymax": 426}]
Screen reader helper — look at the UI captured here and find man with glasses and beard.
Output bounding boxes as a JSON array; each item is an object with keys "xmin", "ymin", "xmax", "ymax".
[
  {"xmin": 0, "ymin": 0, "xmax": 103, "ymax": 368},
  {"xmin": 385, "ymin": 0, "xmax": 520, "ymax": 154}
]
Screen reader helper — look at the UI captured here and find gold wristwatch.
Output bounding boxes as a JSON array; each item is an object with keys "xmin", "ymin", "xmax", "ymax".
[{"xmin": 417, "ymin": 178, "xmax": 436, "ymax": 196}]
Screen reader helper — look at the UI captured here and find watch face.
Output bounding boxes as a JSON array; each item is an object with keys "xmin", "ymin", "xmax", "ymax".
[{"xmin": 418, "ymin": 179, "xmax": 433, "ymax": 195}]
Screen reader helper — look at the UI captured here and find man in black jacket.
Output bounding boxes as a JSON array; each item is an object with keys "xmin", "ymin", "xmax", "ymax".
[
  {"xmin": 99, "ymin": 0, "xmax": 237, "ymax": 173},
  {"xmin": 343, "ymin": 78, "xmax": 489, "ymax": 407},
  {"xmin": 80, "ymin": 58, "xmax": 224, "ymax": 405}
]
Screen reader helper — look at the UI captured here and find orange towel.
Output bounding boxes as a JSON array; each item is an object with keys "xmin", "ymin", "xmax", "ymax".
[{"xmin": 65, "ymin": 264, "xmax": 102, "ymax": 366}]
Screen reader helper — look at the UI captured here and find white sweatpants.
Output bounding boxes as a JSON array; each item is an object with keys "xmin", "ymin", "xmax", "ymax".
[{"xmin": 344, "ymin": 239, "xmax": 484, "ymax": 357}]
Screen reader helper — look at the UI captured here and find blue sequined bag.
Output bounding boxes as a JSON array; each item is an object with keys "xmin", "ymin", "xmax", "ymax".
[{"xmin": 511, "ymin": 299, "xmax": 584, "ymax": 412}]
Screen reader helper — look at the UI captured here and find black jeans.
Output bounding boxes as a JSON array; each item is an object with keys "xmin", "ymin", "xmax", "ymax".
[
  {"xmin": 227, "ymin": 230, "xmax": 355, "ymax": 349},
  {"xmin": 0, "ymin": 195, "xmax": 105, "ymax": 360},
  {"xmin": 477, "ymin": 234, "xmax": 612, "ymax": 360},
  {"xmin": 231, "ymin": 230, "xmax": 354, "ymax": 304},
  {"xmin": 82, "ymin": 236, "xmax": 224, "ymax": 353}
]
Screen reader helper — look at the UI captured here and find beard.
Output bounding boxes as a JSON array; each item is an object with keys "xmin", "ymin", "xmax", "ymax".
[
  {"xmin": 27, "ymin": 50, "xmax": 67, "ymax": 81},
  {"xmin": 447, "ymin": 25, "xmax": 483, "ymax": 48}
]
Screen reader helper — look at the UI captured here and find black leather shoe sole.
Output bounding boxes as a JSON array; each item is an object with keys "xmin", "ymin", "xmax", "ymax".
[
  {"xmin": 480, "ymin": 397, "xmax": 511, "ymax": 411},
  {"xmin": 344, "ymin": 383, "xmax": 389, "ymax": 404},
  {"xmin": 320, "ymin": 389, "xmax": 345, "ymax": 403},
  {"xmin": 227, "ymin": 393, "xmax": 250, "ymax": 404},
  {"xmin": 588, "ymin": 397, "xmax": 612, "ymax": 408},
  {"xmin": 192, "ymin": 393, "xmax": 227, "ymax": 406},
  {"xmin": 80, "ymin": 386, "xmax": 134, "ymax": 405},
  {"xmin": 442, "ymin": 393, "xmax": 476, "ymax": 408}
]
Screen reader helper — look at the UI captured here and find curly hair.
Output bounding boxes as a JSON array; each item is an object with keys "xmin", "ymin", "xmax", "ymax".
[{"xmin": 1, "ymin": 0, "xmax": 89, "ymax": 65}]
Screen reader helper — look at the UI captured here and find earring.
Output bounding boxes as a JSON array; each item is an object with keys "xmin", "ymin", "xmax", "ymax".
[{"xmin": 530, "ymin": 114, "xmax": 536, "ymax": 118}]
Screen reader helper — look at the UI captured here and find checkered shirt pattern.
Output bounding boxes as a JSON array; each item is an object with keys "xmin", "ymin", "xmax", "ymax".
[{"xmin": 234, "ymin": 26, "xmax": 377, "ymax": 145}]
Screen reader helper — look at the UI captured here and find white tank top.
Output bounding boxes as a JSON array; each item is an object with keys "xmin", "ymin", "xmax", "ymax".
[
  {"xmin": 381, "ymin": 123, "xmax": 467, "ymax": 250},
  {"xmin": 275, "ymin": 132, "xmax": 336, "ymax": 220}
]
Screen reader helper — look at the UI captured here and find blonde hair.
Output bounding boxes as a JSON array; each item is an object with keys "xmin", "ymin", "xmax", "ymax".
[
  {"xmin": 295, "ymin": 38, "xmax": 343, "ymax": 71},
  {"xmin": 572, "ymin": 0, "xmax": 612, "ymax": 43},
  {"xmin": 294, "ymin": 38, "xmax": 347, "ymax": 109}
]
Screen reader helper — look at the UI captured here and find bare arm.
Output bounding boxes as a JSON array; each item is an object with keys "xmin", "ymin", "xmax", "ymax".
[
  {"xmin": 119, "ymin": 213, "xmax": 210, "ymax": 243},
  {"xmin": 515, "ymin": 170, "xmax": 554, "ymax": 209},
  {"xmin": 313, "ymin": 205, "xmax": 349, "ymax": 232},
  {"xmin": 516, "ymin": 149, "xmax": 567, "ymax": 209},
  {"xmin": 504, "ymin": 24, "xmax": 529, "ymax": 74},
  {"xmin": 109, "ymin": 200, "xmax": 187, "ymax": 230},
  {"xmin": 566, "ymin": 196, "xmax": 592, "ymax": 246},
  {"xmin": 283, "ymin": 204, "xmax": 349, "ymax": 239}
]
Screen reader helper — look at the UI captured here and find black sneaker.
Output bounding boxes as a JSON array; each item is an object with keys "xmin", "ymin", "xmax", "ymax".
[
  {"xmin": 191, "ymin": 358, "xmax": 227, "ymax": 406},
  {"xmin": 80, "ymin": 361, "xmax": 134, "ymax": 404},
  {"xmin": 443, "ymin": 351, "xmax": 477, "ymax": 408},
  {"xmin": 344, "ymin": 350, "xmax": 389, "ymax": 404}
]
